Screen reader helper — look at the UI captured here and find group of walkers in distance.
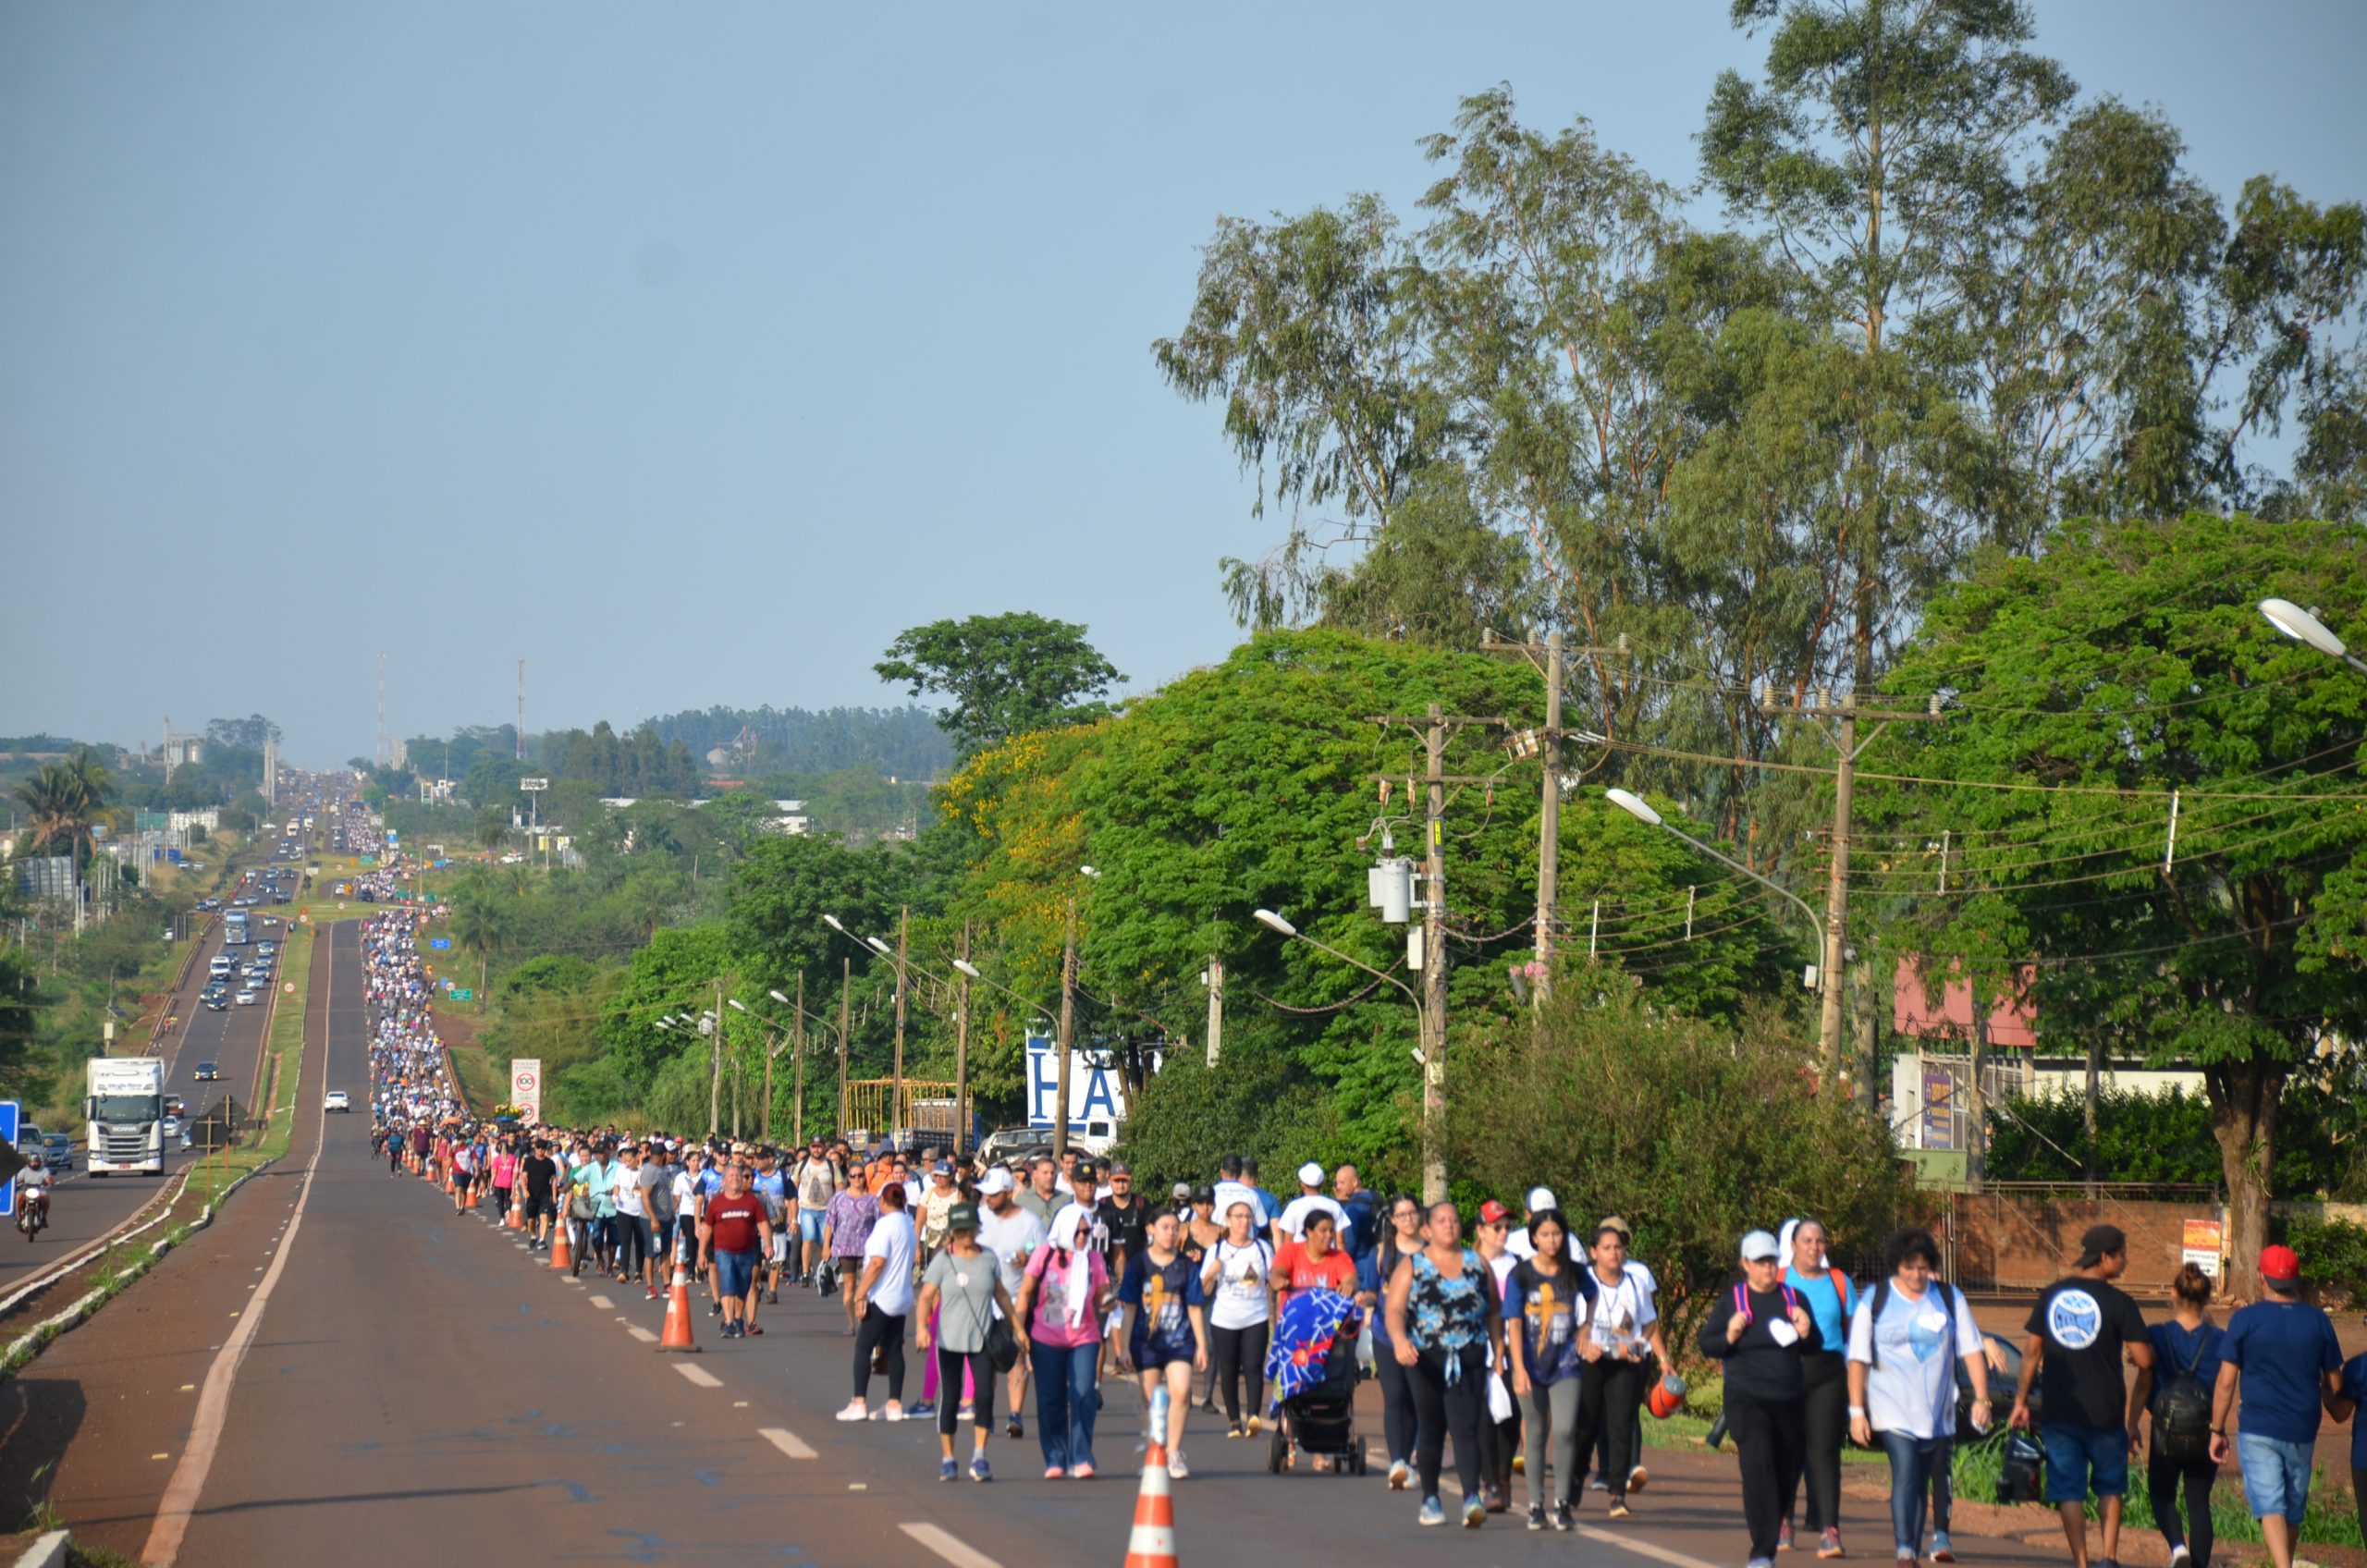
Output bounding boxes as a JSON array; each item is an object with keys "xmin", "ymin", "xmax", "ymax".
[{"xmin": 359, "ymin": 975, "xmax": 2367, "ymax": 1568}]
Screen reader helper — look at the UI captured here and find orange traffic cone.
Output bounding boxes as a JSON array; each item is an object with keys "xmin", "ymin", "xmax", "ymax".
[
  {"xmin": 549, "ymin": 1220, "xmax": 574, "ymax": 1272},
  {"xmin": 465, "ymin": 1182, "xmax": 480, "ymax": 1208},
  {"xmin": 506, "ymin": 1188, "xmax": 525, "ymax": 1230},
  {"xmin": 1122, "ymin": 1390, "xmax": 1178, "ymax": 1568},
  {"xmin": 656, "ymin": 1262, "xmax": 700, "ymax": 1353}
]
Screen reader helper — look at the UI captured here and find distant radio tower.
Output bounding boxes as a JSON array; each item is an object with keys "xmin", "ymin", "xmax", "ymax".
[
  {"xmin": 517, "ymin": 656, "xmax": 526, "ymax": 759},
  {"xmin": 376, "ymin": 653, "xmax": 390, "ymax": 768}
]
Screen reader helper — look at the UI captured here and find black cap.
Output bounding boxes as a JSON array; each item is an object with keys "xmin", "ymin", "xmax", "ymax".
[{"xmin": 2076, "ymin": 1223, "xmax": 2128, "ymax": 1268}]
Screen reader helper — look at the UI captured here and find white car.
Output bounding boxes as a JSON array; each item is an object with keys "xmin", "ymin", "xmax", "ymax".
[
  {"xmin": 323, "ymin": 1090, "xmax": 351, "ymax": 1113},
  {"xmin": 234, "ymin": 987, "xmax": 259, "ymax": 1007}
]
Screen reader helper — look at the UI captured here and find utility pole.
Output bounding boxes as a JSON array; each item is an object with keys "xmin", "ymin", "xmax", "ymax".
[
  {"xmin": 1203, "ymin": 955, "xmax": 1222, "ymax": 1067},
  {"xmin": 1420, "ymin": 706, "xmax": 1446, "ymax": 1203},
  {"xmin": 838, "ymin": 957, "xmax": 852, "ymax": 1141},
  {"xmin": 1053, "ymin": 897, "xmax": 1077, "ymax": 1164},
  {"xmin": 1483, "ymin": 631, "xmax": 1624, "ymax": 1002},
  {"xmin": 1760, "ymin": 688, "xmax": 1946, "ymax": 1108},
  {"xmin": 1367, "ymin": 703, "xmax": 1509, "ymax": 1206},
  {"xmin": 954, "ymin": 921, "xmax": 972, "ymax": 1158},
  {"xmin": 708, "ymin": 976, "xmax": 724, "ymax": 1138},
  {"xmin": 892, "ymin": 905, "xmax": 909, "ymax": 1146},
  {"xmin": 792, "ymin": 971, "xmax": 807, "ymax": 1147}
]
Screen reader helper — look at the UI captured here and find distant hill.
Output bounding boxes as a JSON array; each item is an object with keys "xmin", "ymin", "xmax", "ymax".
[{"xmin": 637, "ymin": 704, "xmax": 952, "ymax": 778}]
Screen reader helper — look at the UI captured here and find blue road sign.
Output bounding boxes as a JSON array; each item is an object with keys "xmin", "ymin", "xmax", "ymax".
[
  {"xmin": 0, "ymin": 1100, "xmax": 18, "ymax": 1219},
  {"xmin": 430, "ymin": 937, "xmax": 451, "ymax": 949}
]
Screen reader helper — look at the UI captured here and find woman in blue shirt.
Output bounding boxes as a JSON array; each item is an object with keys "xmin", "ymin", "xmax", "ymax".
[
  {"xmin": 2130, "ymin": 1264, "xmax": 2225, "ymax": 1568},
  {"xmin": 1782, "ymin": 1218, "xmax": 1860, "ymax": 1558}
]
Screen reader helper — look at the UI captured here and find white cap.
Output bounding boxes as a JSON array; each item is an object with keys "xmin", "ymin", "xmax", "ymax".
[
  {"xmin": 1741, "ymin": 1228, "xmax": 1781, "ymax": 1262},
  {"xmin": 1298, "ymin": 1161, "xmax": 1325, "ymax": 1186},
  {"xmin": 1526, "ymin": 1186, "xmax": 1556, "ymax": 1214},
  {"xmin": 976, "ymin": 1168, "xmax": 1014, "ymax": 1194}
]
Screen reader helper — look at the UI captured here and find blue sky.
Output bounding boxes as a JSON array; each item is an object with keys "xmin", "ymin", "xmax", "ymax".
[{"xmin": 3, "ymin": 1, "xmax": 2361, "ymax": 766}]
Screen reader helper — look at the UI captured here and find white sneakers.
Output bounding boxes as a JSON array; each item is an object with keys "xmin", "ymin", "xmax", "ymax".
[
  {"xmin": 835, "ymin": 1402, "xmax": 867, "ymax": 1422},
  {"xmin": 1167, "ymin": 1451, "xmax": 1189, "ymax": 1480}
]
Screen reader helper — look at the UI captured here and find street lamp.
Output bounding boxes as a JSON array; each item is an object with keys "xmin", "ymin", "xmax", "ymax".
[
  {"xmin": 1604, "ymin": 788, "xmax": 1825, "ymax": 981},
  {"xmin": 2260, "ymin": 598, "xmax": 2367, "ymax": 676},
  {"xmin": 827, "ymin": 911, "xmax": 913, "ymax": 1142}
]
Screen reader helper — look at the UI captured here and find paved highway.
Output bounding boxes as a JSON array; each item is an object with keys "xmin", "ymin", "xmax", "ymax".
[
  {"xmin": 121, "ymin": 919, "xmax": 2049, "ymax": 1568},
  {"xmin": 0, "ymin": 864, "xmax": 301, "ymax": 1293}
]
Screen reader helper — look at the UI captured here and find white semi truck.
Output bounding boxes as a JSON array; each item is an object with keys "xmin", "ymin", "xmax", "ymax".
[{"xmin": 86, "ymin": 1056, "xmax": 167, "ymax": 1175}]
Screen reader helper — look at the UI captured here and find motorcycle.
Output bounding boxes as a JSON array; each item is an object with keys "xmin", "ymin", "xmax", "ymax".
[{"xmin": 17, "ymin": 1187, "xmax": 48, "ymax": 1242}]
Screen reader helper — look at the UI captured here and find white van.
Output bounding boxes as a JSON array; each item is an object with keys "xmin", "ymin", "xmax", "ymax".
[{"xmin": 208, "ymin": 955, "xmax": 235, "ymax": 980}]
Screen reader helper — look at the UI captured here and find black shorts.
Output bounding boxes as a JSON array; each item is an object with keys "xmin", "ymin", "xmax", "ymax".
[{"xmin": 525, "ymin": 1192, "xmax": 557, "ymax": 1222}]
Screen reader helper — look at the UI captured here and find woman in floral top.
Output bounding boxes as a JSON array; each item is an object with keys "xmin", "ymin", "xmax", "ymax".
[
  {"xmin": 823, "ymin": 1163, "xmax": 881, "ymax": 1336},
  {"xmin": 1384, "ymin": 1200, "xmax": 1504, "ymax": 1530}
]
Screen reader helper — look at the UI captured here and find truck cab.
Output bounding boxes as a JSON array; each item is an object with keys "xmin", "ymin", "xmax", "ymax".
[{"xmin": 86, "ymin": 1056, "xmax": 166, "ymax": 1175}]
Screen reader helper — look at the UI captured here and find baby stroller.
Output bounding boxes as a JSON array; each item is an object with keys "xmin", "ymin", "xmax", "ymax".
[{"xmin": 1264, "ymin": 1288, "xmax": 1368, "ymax": 1476}]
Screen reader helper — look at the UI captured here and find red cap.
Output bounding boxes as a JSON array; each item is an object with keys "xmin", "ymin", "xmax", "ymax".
[
  {"xmin": 2260, "ymin": 1244, "xmax": 2301, "ymax": 1286},
  {"xmin": 1478, "ymin": 1199, "xmax": 1512, "ymax": 1224}
]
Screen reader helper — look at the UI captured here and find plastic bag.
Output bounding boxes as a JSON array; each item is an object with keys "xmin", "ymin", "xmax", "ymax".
[{"xmin": 1487, "ymin": 1368, "xmax": 1514, "ymax": 1424}]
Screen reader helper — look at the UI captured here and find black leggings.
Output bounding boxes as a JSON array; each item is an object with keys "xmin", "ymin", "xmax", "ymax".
[
  {"xmin": 1788, "ymin": 1350, "xmax": 1848, "ymax": 1531},
  {"xmin": 1728, "ymin": 1389, "xmax": 1807, "ymax": 1562},
  {"xmin": 1408, "ymin": 1345, "xmax": 1487, "ymax": 1501},
  {"xmin": 1375, "ymin": 1342, "xmax": 1418, "ymax": 1464},
  {"xmin": 2151, "ymin": 1452, "xmax": 2218, "ymax": 1568},
  {"xmin": 937, "ymin": 1345, "xmax": 995, "ymax": 1435},
  {"xmin": 613, "ymin": 1214, "xmax": 650, "ymax": 1278},
  {"xmin": 1209, "ymin": 1322, "xmax": 1270, "ymax": 1425},
  {"xmin": 853, "ymin": 1309, "xmax": 907, "ymax": 1402},
  {"xmin": 1577, "ymin": 1357, "xmax": 1641, "ymax": 1501}
]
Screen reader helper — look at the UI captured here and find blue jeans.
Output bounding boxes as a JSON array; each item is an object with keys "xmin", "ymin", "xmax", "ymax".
[
  {"xmin": 1032, "ymin": 1341, "xmax": 1100, "ymax": 1473},
  {"xmin": 1879, "ymin": 1430, "xmax": 1956, "ymax": 1553},
  {"xmin": 2043, "ymin": 1420, "xmax": 2130, "ymax": 1501},
  {"xmin": 2237, "ymin": 1432, "xmax": 2313, "ymax": 1521}
]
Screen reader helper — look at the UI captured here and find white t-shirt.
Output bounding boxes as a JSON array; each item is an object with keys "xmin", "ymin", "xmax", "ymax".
[
  {"xmin": 1210, "ymin": 1181, "xmax": 1269, "ymax": 1229},
  {"xmin": 863, "ymin": 1209, "xmax": 918, "ymax": 1317},
  {"xmin": 1584, "ymin": 1268, "xmax": 1658, "ymax": 1355},
  {"xmin": 670, "ymin": 1170, "xmax": 700, "ymax": 1221},
  {"xmin": 1275, "ymin": 1194, "xmax": 1350, "ymax": 1243},
  {"xmin": 1204, "ymin": 1237, "xmax": 1275, "ymax": 1330},
  {"xmin": 976, "ymin": 1205, "xmax": 1047, "ymax": 1296},
  {"xmin": 610, "ymin": 1164, "xmax": 644, "ymax": 1219},
  {"xmin": 1505, "ymin": 1226, "xmax": 1536, "ymax": 1260},
  {"xmin": 1846, "ymin": 1280, "xmax": 1984, "ymax": 1439}
]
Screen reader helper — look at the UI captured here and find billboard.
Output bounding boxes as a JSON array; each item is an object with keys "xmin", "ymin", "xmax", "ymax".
[
  {"xmin": 509, "ymin": 1059, "xmax": 542, "ymax": 1121},
  {"xmin": 1024, "ymin": 1035, "xmax": 1129, "ymax": 1133}
]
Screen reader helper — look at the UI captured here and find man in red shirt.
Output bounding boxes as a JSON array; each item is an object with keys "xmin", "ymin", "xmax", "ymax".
[{"xmin": 696, "ymin": 1161, "xmax": 773, "ymax": 1341}]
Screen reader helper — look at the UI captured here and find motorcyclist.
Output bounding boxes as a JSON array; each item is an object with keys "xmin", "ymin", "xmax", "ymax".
[{"xmin": 19, "ymin": 1153, "xmax": 51, "ymax": 1224}]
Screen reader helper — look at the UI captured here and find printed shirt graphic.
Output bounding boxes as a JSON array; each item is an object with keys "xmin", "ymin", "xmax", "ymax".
[
  {"xmin": 2046, "ymin": 1287, "xmax": 2105, "ymax": 1350},
  {"xmin": 1120, "ymin": 1252, "xmax": 1204, "ymax": 1361},
  {"xmin": 1506, "ymin": 1261, "xmax": 1591, "ymax": 1385}
]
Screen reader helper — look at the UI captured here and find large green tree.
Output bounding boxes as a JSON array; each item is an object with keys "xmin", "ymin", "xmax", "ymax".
[
  {"xmin": 876, "ymin": 612, "xmax": 1125, "ymax": 756},
  {"xmin": 1857, "ymin": 512, "xmax": 2367, "ymax": 1296}
]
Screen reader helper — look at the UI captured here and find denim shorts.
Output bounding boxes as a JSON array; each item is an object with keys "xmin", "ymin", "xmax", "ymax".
[
  {"xmin": 2238, "ymin": 1432, "xmax": 2315, "ymax": 1521},
  {"xmin": 713, "ymin": 1247, "xmax": 758, "ymax": 1301},
  {"xmin": 800, "ymin": 1209, "xmax": 828, "ymax": 1245},
  {"xmin": 2042, "ymin": 1421, "xmax": 2129, "ymax": 1500}
]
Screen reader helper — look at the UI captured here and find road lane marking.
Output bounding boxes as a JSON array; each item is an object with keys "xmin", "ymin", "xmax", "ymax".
[
  {"xmin": 899, "ymin": 1524, "xmax": 1005, "ymax": 1568},
  {"xmin": 760, "ymin": 1427, "xmax": 816, "ymax": 1460},
  {"xmin": 589, "ymin": 1294, "xmax": 613, "ymax": 1309},
  {"xmin": 674, "ymin": 1363, "xmax": 722, "ymax": 1388},
  {"xmin": 141, "ymin": 920, "xmax": 338, "ymax": 1568},
  {"xmin": 1569, "ymin": 1523, "xmax": 1724, "ymax": 1568},
  {"xmin": 624, "ymin": 1324, "xmax": 659, "ymax": 1343}
]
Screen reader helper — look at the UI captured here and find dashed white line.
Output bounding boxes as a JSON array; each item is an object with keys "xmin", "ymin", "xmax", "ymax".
[
  {"xmin": 1570, "ymin": 1523, "xmax": 1725, "ymax": 1568},
  {"xmin": 899, "ymin": 1523, "xmax": 1006, "ymax": 1568},
  {"xmin": 588, "ymin": 1294, "xmax": 613, "ymax": 1309},
  {"xmin": 760, "ymin": 1426, "xmax": 816, "ymax": 1460},
  {"xmin": 624, "ymin": 1324, "xmax": 659, "ymax": 1343},
  {"xmin": 673, "ymin": 1362, "xmax": 722, "ymax": 1388}
]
